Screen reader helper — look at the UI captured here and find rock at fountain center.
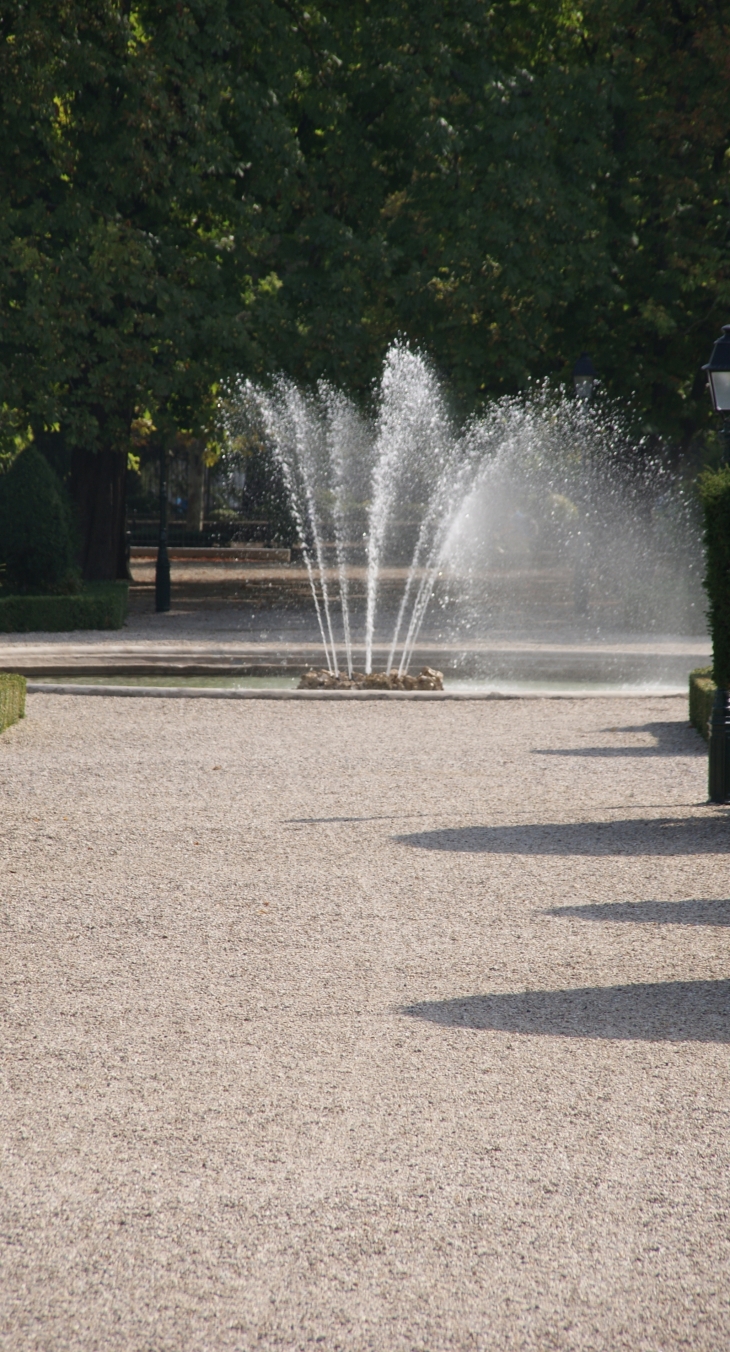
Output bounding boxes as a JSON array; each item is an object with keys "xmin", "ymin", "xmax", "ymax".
[{"xmin": 298, "ymin": 666, "xmax": 444, "ymax": 691}]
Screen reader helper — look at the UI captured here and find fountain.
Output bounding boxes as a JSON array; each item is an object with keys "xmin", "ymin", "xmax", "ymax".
[{"xmin": 221, "ymin": 341, "xmax": 705, "ymax": 690}]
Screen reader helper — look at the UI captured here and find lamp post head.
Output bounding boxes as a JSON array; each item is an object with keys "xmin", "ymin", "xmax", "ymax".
[
  {"xmin": 702, "ymin": 326, "xmax": 730, "ymax": 413},
  {"xmin": 573, "ymin": 353, "xmax": 597, "ymax": 402}
]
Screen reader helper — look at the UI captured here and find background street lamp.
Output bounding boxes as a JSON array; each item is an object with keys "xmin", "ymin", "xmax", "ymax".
[
  {"xmin": 702, "ymin": 324, "xmax": 730, "ymax": 463},
  {"xmin": 155, "ymin": 443, "xmax": 171, "ymax": 613},
  {"xmin": 573, "ymin": 353, "xmax": 598, "ymax": 403},
  {"xmin": 703, "ymin": 326, "xmax": 730, "ymax": 801}
]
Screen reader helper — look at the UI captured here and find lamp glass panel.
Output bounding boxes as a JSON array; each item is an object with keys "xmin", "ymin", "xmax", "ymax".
[
  {"xmin": 574, "ymin": 377, "xmax": 594, "ymax": 401},
  {"xmin": 710, "ymin": 369, "xmax": 730, "ymax": 411}
]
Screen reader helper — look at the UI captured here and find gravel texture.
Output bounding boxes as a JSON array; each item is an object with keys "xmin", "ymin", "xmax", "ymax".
[{"xmin": 1, "ymin": 693, "xmax": 728, "ymax": 1351}]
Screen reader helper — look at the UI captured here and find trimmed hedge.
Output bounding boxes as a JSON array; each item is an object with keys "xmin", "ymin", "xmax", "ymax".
[
  {"xmin": 0, "ymin": 673, "xmax": 26, "ymax": 732},
  {"xmin": 0, "ymin": 445, "xmax": 77, "ymax": 592},
  {"xmin": 699, "ymin": 467, "xmax": 730, "ymax": 686},
  {"xmin": 0, "ymin": 582, "xmax": 128, "ymax": 632},
  {"xmin": 689, "ymin": 666, "xmax": 715, "ymax": 742}
]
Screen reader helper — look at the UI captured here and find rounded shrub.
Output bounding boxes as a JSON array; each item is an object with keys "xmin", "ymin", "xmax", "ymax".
[{"xmin": 0, "ymin": 445, "xmax": 77, "ymax": 593}]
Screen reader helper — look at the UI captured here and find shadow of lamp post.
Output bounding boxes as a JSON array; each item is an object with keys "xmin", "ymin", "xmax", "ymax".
[
  {"xmin": 702, "ymin": 326, "xmax": 730, "ymax": 801},
  {"xmin": 572, "ymin": 354, "xmax": 598, "ymax": 617},
  {"xmin": 155, "ymin": 443, "xmax": 171, "ymax": 613}
]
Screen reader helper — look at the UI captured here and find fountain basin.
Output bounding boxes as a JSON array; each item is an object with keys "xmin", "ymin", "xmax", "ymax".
[{"xmin": 298, "ymin": 666, "xmax": 444, "ymax": 690}]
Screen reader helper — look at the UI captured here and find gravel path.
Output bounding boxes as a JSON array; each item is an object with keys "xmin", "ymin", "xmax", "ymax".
[{"xmin": 1, "ymin": 693, "xmax": 728, "ymax": 1351}]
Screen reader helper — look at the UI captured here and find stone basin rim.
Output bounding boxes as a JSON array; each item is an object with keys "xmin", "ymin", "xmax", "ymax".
[{"xmin": 25, "ymin": 682, "xmax": 686, "ymax": 701}]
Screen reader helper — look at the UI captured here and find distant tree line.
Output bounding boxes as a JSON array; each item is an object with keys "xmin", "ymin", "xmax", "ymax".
[{"xmin": 1, "ymin": 0, "xmax": 728, "ymax": 577}]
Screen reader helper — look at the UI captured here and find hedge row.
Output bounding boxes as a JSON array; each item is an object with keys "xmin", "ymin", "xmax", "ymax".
[
  {"xmin": 0, "ymin": 582, "xmax": 128, "ymax": 632},
  {"xmin": 0, "ymin": 673, "xmax": 26, "ymax": 733},
  {"xmin": 700, "ymin": 467, "xmax": 730, "ymax": 687},
  {"xmin": 689, "ymin": 666, "xmax": 715, "ymax": 742}
]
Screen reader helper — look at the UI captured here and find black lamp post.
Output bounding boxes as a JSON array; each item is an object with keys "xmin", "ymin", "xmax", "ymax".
[
  {"xmin": 702, "ymin": 324, "xmax": 730, "ymax": 464},
  {"xmin": 155, "ymin": 444, "xmax": 171, "ymax": 613},
  {"xmin": 573, "ymin": 353, "xmax": 598, "ymax": 403},
  {"xmin": 702, "ymin": 327, "xmax": 730, "ymax": 801},
  {"xmin": 572, "ymin": 354, "xmax": 597, "ymax": 615}
]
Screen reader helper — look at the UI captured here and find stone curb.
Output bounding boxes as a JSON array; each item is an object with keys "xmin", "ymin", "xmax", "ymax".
[{"xmin": 26, "ymin": 683, "xmax": 686, "ymax": 702}]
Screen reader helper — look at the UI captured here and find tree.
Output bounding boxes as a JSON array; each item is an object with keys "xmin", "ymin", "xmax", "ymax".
[
  {"xmin": 579, "ymin": 0, "xmax": 730, "ymax": 443},
  {"xmin": 245, "ymin": 0, "xmax": 730, "ymax": 441},
  {"xmin": 0, "ymin": 0, "xmax": 301, "ymax": 576},
  {"xmin": 2, "ymin": 0, "xmax": 728, "ymax": 573},
  {"xmin": 238, "ymin": 2, "xmax": 613, "ymax": 404}
]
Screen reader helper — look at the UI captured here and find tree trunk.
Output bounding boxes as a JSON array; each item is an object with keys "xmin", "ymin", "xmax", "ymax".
[
  {"xmin": 70, "ymin": 448, "xmax": 129, "ymax": 581},
  {"xmin": 186, "ymin": 440, "xmax": 205, "ymax": 531}
]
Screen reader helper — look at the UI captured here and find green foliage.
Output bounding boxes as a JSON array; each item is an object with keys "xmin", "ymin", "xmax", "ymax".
[
  {"xmin": 689, "ymin": 666, "xmax": 714, "ymax": 742},
  {"xmin": 0, "ymin": 446, "xmax": 77, "ymax": 592},
  {"xmin": 0, "ymin": 406, "xmax": 32, "ymax": 473},
  {"xmin": 238, "ymin": 0, "xmax": 730, "ymax": 440},
  {"xmin": 0, "ymin": 0, "xmax": 728, "ymax": 458},
  {"xmin": 0, "ymin": 1, "xmax": 300, "ymax": 449},
  {"xmin": 0, "ymin": 582, "xmax": 128, "ymax": 632},
  {"xmin": 0, "ymin": 672, "xmax": 25, "ymax": 731},
  {"xmin": 571, "ymin": 0, "xmax": 730, "ymax": 443},
  {"xmin": 261, "ymin": 1, "xmax": 615, "ymax": 402},
  {"xmin": 699, "ymin": 467, "xmax": 730, "ymax": 685}
]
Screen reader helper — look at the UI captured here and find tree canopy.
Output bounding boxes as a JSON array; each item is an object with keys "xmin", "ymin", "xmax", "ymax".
[
  {"xmin": 256, "ymin": 0, "xmax": 730, "ymax": 438},
  {"xmin": 0, "ymin": 0, "xmax": 302, "ymax": 455},
  {"xmin": 1, "ymin": 0, "xmax": 728, "ymax": 571}
]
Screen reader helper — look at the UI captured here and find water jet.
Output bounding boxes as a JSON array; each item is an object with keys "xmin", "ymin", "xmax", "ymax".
[{"xmin": 221, "ymin": 343, "xmax": 704, "ymax": 689}]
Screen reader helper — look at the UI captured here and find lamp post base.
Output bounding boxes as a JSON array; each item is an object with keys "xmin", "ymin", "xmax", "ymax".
[{"xmin": 708, "ymin": 686, "xmax": 730, "ymax": 802}]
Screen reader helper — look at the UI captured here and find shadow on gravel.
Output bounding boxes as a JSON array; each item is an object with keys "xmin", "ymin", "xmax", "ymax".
[
  {"xmin": 396, "ymin": 818, "xmax": 729, "ymax": 855},
  {"xmin": 546, "ymin": 899, "xmax": 730, "ymax": 926},
  {"xmin": 532, "ymin": 721, "xmax": 704, "ymax": 759},
  {"xmin": 403, "ymin": 981, "xmax": 730, "ymax": 1042}
]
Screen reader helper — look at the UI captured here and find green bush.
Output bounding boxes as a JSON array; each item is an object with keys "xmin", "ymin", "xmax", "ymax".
[
  {"xmin": 689, "ymin": 666, "xmax": 715, "ymax": 742},
  {"xmin": 0, "ymin": 445, "xmax": 77, "ymax": 593},
  {"xmin": 699, "ymin": 467, "xmax": 730, "ymax": 686},
  {"xmin": 0, "ymin": 673, "xmax": 26, "ymax": 732},
  {"xmin": 0, "ymin": 582, "xmax": 128, "ymax": 632}
]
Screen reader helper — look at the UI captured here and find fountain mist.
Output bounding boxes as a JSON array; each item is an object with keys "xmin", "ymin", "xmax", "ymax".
[{"xmin": 221, "ymin": 342, "xmax": 704, "ymax": 681}]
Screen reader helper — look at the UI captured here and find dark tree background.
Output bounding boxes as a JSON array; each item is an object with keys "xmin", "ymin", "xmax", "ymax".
[{"xmin": 1, "ymin": 0, "xmax": 728, "ymax": 576}]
